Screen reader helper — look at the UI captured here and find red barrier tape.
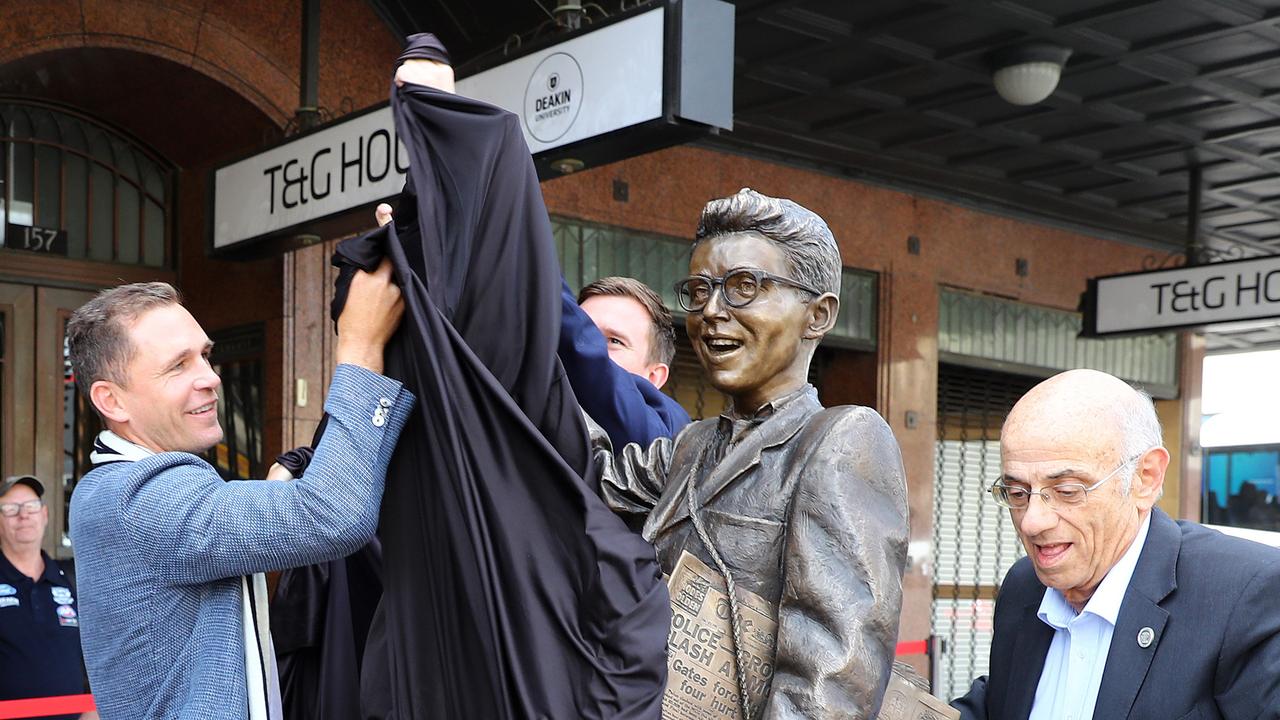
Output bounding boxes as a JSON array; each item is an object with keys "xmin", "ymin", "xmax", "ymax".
[
  {"xmin": 0, "ymin": 645, "xmax": 929, "ymax": 718},
  {"xmin": 0, "ymin": 694, "xmax": 95, "ymax": 719},
  {"xmin": 0, "ymin": 645, "xmax": 932, "ymax": 716},
  {"xmin": 895, "ymin": 639, "xmax": 930, "ymax": 656}
]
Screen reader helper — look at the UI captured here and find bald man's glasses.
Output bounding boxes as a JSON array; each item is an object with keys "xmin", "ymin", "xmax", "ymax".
[{"xmin": 990, "ymin": 453, "xmax": 1143, "ymax": 510}]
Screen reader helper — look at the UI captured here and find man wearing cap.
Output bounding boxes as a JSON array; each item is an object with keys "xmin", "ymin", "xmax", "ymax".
[{"xmin": 0, "ymin": 475, "xmax": 94, "ymax": 720}]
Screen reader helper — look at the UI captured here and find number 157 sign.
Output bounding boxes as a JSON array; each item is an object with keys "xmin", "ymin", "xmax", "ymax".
[{"xmin": 5, "ymin": 224, "xmax": 68, "ymax": 256}]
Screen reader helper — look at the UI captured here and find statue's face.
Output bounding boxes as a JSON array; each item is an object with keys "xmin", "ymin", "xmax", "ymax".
[{"xmin": 686, "ymin": 232, "xmax": 817, "ymax": 412}]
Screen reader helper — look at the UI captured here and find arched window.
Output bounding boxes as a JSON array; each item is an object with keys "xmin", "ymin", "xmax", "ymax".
[{"xmin": 0, "ymin": 100, "xmax": 173, "ymax": 267}]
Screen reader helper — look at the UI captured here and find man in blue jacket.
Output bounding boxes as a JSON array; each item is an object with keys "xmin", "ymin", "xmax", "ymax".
[
  {"xmin": 559, "ymin": 276, "xmax": 691, "ymax": 448},
  {"xmin": 374, "ymin": 203, "xmax": 690, "ymax": 449},
  {"xmin": 66, "ymin": 262, "xmax": 412, "ymax": 720}
]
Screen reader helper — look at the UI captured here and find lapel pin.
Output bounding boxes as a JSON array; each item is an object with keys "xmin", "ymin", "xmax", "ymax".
[{"xmin": 1137, "ymin": 627, "xmax": 1155, "ymax": 648}]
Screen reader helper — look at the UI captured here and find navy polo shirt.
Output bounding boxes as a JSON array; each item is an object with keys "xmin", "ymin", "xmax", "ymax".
[{"xmin": 0, "ymin": 550, "xmax": 86, "ymax": 704}]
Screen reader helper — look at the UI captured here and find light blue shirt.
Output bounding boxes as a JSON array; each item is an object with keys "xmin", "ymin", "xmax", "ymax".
[{"xmin": 1028, "ymin": 513, "xmax": 1152, "ymax": 720}]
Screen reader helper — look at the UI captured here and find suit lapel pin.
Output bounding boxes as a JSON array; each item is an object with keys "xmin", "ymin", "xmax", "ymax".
[{"xmin": 1137, "ymin": 627, "xmax": 1155, "ymax": 648}]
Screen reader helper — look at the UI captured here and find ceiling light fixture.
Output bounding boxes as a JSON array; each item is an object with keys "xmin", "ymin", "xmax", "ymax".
[
  {"xmin": 550, "ymin": 157, "xmax": 585, "ymax": 174},
  {"xmin": 989, "ymin": 43, "xmax": 1073, "ymax": 106}
]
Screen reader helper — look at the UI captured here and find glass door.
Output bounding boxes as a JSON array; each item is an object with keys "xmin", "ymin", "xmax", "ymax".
[
  {"xmin": 33, "ymin": 287, "xmax": 99, "ymax": 559},
  {"xmin": 0, "ymin": 283, "xmax": 36, "ymax": 485}
]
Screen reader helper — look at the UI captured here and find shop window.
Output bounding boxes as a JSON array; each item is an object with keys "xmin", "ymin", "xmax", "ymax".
[
  {"xmin": 61, "ymin": 331, "xmax": 102, "ymax": 553},
  {"xmin": 204, "ymin": 325, "xmax": 265, "ymax": 480},
  {"xmin": 1203, "ymin": 446, "xmax": 1280, "ymax": 532},
  {"xmin": 0, "ymin": 101, "xmax": 173, "ymax": 267}
]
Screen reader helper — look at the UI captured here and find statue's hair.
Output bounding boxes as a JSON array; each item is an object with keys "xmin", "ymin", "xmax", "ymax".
[{"xmin": 694, "ymin": 188, "xmax": 842, "ymax": 296}]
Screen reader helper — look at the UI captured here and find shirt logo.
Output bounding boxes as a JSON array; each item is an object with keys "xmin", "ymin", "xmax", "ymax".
[
  {"xmin": 0, "ymin": 597, "xmax": 18, "ymax": 608},
  {"xmin": 0, "ymin": 584, "xmax": 14, "ymax": 597},
  {"xmin": 56, "ymin": 604, "xmax": 77, "ymax": 619},
  {"xmin": 51, "ymin": 587, "xmax": 73, "ymax": 603}
]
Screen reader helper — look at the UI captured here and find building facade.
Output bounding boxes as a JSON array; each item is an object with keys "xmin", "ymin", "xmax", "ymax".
[{"xmin": 0, "ymin": 0, "xmax": 1206, "ymax": 693}]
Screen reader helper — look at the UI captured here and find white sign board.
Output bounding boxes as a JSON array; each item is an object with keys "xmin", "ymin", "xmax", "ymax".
[
  {"xmin": 213, "ymin": 106, "xmax": 405, "ymax": 250},
  {"xmin": 212, "ymin": 8, "xmax": 666, "ymax": 251},
  {"xmin": 456, "ymin": 8, "xmax": 665, "ymax": 154},
  {"xmin": 1091, "ymin": 255, "xmax": 1280, "ymax": 334}
]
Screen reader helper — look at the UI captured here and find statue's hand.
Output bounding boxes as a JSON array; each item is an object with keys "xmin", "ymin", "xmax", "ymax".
[{"xmin": 395, "ymin": 59, "xmax": 455, "ymax": 93}]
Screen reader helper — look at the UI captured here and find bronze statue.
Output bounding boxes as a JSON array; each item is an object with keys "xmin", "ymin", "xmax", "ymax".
[{"xmin": 599, "ymin": 189, "xmax": 910, "ymax": 719}]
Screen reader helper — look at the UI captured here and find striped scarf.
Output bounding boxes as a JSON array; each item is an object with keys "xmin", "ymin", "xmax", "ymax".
[{"xmin": 90, "ymin": 430, "xmax": 282, "ymax": 720}]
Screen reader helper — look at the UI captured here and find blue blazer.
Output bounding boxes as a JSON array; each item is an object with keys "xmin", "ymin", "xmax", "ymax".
[
  {"xmin": 558, "ymin": 279, "xmax": 690, "ymax": 448},
  {"xmin": 69, "ymin": 365, "xmax": 412, "ymax": 720},
  {"xmin": 952, "ymin": 508, "xmax": 1280, "ymax": 720}
]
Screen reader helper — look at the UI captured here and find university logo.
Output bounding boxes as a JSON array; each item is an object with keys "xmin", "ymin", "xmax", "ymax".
[{"xmin": 524, "ymin": 52, "xmax": 584, "ymax": 144}]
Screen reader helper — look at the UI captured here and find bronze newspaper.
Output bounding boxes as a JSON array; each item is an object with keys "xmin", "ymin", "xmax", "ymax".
[{"xmin": 662, "ymin": 551, "xmax": 958, "ymax": 720}]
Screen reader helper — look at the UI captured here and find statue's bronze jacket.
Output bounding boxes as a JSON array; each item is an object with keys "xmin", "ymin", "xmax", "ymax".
[{"xmin": 598, "ymin": 387, "xmax": 910, "ymax": 720}]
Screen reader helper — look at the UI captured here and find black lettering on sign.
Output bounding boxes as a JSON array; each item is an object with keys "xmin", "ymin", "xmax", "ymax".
[
  {"xmin": 263, "ymin": 164, "xmax": 283, "ymax": 214},
  {"xmin": 1203, "ymin": 276, "xmax": 1226, "ymax": 309},
  {"xmin": 366, "ymin": 129, "xmax": 392, "ymax": 182},
  {"xmin": 1237, "ymin": 272, "xmax": 1261, "ymax": 307},
  {"xmin": 340, "ymin": 139, "xmax": 363, "ymax": 192},
  {"xmin": 254, "ymin": 121, "xmax": 412, "ymax": 217},
  {"xmin": 282, "ymin": 159, "xmax": 308, "ymax": 209},
  {"xmin": 310, "ymin": 148, "xmax": 332, "ymax": 200}
]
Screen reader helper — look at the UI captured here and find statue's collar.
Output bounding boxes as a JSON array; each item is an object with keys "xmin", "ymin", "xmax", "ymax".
[{"xmin": 722, "ymin": 384, "xmax": 815, "ymax": 425}]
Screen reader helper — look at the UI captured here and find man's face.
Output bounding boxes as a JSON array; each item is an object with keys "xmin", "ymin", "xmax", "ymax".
[
  {"xmin": 686, "ymin": 232, "xmax": 816, "ymax": 411},
  {"xmin": 580, "ymin": 294, "xmax": 659, "ymax": 383},
  {"xmin": 1000, "ymin": 429, "xmax": 1154, "ymax": 609},
  {"xmin": 111, "ymin": 304, "xmax": 223, "ymax": 454},
  {"xmin": 0, "ymin": 484, "xmax": 47, "ymax": 552}
]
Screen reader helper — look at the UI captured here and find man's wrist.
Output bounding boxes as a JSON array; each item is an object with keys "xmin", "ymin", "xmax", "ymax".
[{"xmin": 335, "ymin": 345, "xmax": 385, "ymax": 374}]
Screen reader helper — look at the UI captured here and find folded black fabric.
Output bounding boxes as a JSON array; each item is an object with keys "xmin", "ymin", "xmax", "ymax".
[
  {"xmin": 396, "ymin": 32, "xmax": 451, "ymax": 66},
  {"xmin": 331, "ymin": 34, "xmax": 668, "ymax": 720}
]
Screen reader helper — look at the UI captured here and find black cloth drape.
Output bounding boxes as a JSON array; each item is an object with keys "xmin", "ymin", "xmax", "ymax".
[
  {"xmin": 272, "ymin": 540, "xmax": 382, "ymax": 720},
  {"xmin": 331, "ymin": 34, "xmax": 669, "ymax": 720},
  {"xmin": 272, "ymin": 416, "xmax": 385, "ymax": 720}
]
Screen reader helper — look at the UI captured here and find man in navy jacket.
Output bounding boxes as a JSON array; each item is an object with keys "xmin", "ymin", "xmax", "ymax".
[
  {"xmin": 373, "ymin": 199, "xmax": 690, "ymax": 449},
  {"xmin": 558, "ymin": 276, "xmax": 690, "ymax": 448},
  {"xmin": 951, "ymin": 369, "xmax": 1280, "ymax": 720}
]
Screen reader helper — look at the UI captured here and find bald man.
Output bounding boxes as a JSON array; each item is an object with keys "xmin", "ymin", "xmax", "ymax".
[{"xmin": 951, "ymin": 369, "xmax": 1280, "ymax": 720}]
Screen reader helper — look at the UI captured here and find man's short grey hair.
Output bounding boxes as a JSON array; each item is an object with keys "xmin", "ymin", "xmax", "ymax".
[
  {"xmin": 1117, "ymin": 387, "xmax": 1164, "ymax": 494},
  {"xmin": 67, "ymin": 282, "xmax": 182, "ymax": 404},
  {"xmin": 694, "ymin": 188, "xmax": 842, "ymax": 297}
]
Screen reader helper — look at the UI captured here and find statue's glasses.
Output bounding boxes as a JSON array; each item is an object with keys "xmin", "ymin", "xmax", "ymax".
[
  {"xmin": 674, "ymin": 268, "xmax": 821, "ymax": 313},
  {"xmin": 0, "ymin": 499, "xmax": 44, "ymax": 517},
  {"xmin": 989, "ymin": 452, "xmax": 1144, "ymax": 510}
]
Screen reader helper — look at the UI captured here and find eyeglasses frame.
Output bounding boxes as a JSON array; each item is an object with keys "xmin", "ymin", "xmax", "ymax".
[
  {"xmin": 0, "ymin": 499, "xmax": 46, "ymax": 518},
  {"xmin": 673, "ymin": 268, "xmax": 822, "ymax": 313},
  {"xmin": 989, "ymin": 450, "xmax": 1149, "ymax": 510}
]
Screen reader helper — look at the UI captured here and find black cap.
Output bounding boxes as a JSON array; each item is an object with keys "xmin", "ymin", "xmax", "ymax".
[
  {"xmin": 0, "ymin": 475, "xmax": 44, "ymax": 498},
  {"xmin": 398, "ymin": 33, "xmax": 452, "ymax": 66}
]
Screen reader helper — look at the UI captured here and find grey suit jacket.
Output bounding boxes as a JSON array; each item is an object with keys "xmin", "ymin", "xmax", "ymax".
[
  {"xmin": 601, "ymin": 388, "xmax": 910, "ymax": 720},
  {"xmin": 951, "ymin": 508, "xmax": 1280, "ymax": 720}
]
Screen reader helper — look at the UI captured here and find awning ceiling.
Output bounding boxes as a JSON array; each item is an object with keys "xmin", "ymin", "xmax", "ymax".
[{"xmin": 370, "ymin": 0, "xmax": 1280, "ymax": 262}]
